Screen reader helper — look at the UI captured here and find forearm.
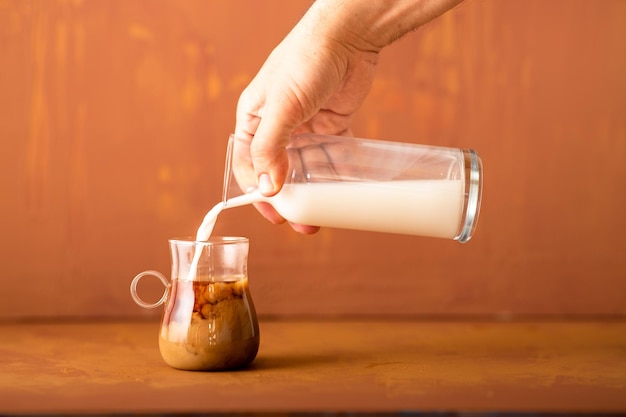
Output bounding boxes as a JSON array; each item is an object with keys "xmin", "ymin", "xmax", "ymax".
[{"xmin": 299, "ymin": 0, "xmax": 464, "ymax": 51}]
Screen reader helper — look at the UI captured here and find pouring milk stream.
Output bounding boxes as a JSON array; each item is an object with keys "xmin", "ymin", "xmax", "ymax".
[{"xmin": 187, "ymin": 192, "xmax": 263, "ymax": 279}]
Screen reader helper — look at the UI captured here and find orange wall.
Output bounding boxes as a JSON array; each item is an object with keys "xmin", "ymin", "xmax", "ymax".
[{"xmin": 1, "ymin": 0, "xmax": 625, "ymax": 320}]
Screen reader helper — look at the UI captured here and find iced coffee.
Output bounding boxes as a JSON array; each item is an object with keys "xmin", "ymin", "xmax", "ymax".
[
  {"xmin": 131, "ymin": 237, "xmax": 259, "ymax": 371},
  {"xmin": 158, "ymin": 277, "xmax": 259, "ymax": 371}
]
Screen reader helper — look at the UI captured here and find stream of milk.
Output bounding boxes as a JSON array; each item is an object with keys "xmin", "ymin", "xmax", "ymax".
[{"xmin": 186, "ymin": 192, "xmax": 265, "ymax": 280}]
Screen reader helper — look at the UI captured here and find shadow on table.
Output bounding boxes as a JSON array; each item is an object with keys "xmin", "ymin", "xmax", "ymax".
[{"xmin": 247, "ymin": 352, "xmax": 346, "ymax": 371}]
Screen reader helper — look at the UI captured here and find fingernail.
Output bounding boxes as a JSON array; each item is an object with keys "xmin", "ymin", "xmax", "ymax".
[{"xmin": 258, "ymin": 173, "xmax": 274, "ymax": 195}]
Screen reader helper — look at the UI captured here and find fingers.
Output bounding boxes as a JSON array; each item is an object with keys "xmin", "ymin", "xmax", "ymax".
[
  {"xmin": 289, "ymin": 223, "xmax": 321, "ymax": 235},
  {"xmin": 249, "ymin": 107, "xmax": 293, "ymax": 197},
  {"xmin": 252, "ymin": 202, "xmax": 285, "ymax": 224},
  {"xmin": 253, "ymin": 202, "xmax": 320, "ymax": 235},
  {"xmin": 235, "ymin": 80, "xmax": 300, "ymax": 197},
  {"xmin": 249, "ymin": 118, "xmax": 322, "ymax": 235}
]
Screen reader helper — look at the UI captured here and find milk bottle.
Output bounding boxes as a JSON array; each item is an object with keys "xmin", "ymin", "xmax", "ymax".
[{"xmin": 223, "ymin": 133, "xmax": 482, "ymax": 242}]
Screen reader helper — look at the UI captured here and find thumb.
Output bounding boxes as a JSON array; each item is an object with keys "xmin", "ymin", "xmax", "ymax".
[{"xmin": 250, "ymin": 102, "xmax": 299, "ymax": 197}]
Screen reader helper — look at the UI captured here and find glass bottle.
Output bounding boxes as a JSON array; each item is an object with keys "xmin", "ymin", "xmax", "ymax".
[{"xmin": 223, "ymin": 133, "xmax": 483, "ymax": 242}]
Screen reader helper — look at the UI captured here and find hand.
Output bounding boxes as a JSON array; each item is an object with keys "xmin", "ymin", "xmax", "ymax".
[
  {"xmin": 233, "ymin": 10, "xmax": 379, "ymax": 233},
  {"xmin": 233, "ymin": 0, "xmax": 463, "ymax": 234}
]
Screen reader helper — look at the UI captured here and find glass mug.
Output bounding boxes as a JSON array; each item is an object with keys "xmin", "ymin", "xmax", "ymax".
[
  {"xmin": 130, "ymin": 237, "xmax": 260, "ymax": 371},
  {"xmin": 223, "ymin": 133, "xmax": 483, "ymax": 242}
]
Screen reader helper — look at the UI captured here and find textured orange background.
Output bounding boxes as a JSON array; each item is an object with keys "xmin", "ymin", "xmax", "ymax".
[{"xmin": 1, "ymin": 0, "xmax": 625, "ymax": 320}]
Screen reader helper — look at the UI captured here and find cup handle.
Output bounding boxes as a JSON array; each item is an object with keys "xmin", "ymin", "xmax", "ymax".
[{"xmin": 130, "ymin": 270, "xmax": 169, "ymax": 309}]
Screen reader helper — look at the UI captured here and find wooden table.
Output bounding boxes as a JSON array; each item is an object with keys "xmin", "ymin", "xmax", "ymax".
[{"xmin": 1, "ymin": 319, "xmax": 625, "ymax": 415}]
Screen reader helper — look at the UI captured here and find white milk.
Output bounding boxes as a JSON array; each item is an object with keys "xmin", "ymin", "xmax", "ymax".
[
  {"xmin": 187, "ymin": 202, "xmax": 224, "ymax": 280},
  {"xmin": 195, "ymin": 202, "xmax": 225, "ymax": 242},
  {"xmin": 270, "ymin": 179, "xmax": 464, "ymax": 239},
  {"xmin": 187, "ymin": 193, "xmax": 264, "ymax": 280}
]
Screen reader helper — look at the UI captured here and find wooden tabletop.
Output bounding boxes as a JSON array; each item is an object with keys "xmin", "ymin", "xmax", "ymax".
[{"xmin": 1, "ymin": 319, "xmax": 625, "ymax": 414}]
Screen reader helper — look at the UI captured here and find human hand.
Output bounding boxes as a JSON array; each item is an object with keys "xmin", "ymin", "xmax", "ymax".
[
  {"xmin": 233, "ymin": 4, "xmax": 379, "ymax": 233},
  {"xmin": 233, "ymin": 0, "xmax": 463, "ymax": 233}
]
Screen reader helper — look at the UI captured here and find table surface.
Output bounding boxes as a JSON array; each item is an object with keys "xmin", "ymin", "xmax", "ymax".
[{"xmin": 1, "ymin": 319, "xmax": 625, "ymax": 415}]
